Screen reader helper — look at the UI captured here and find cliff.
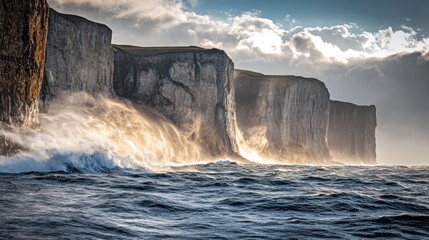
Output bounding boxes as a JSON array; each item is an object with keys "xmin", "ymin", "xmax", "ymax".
[
  {"xmin": 113, "ymin": 45, "xmax": 238, "ymax": 157},
  {"xmin": 234, "ymin": 70, "xmax": 331, "ymax": 163},
  {"xmin": 328, "ymin": 100, "xmax": 377, "ymax": 164},
  {"xmin": 42, "ymin": 8, "xmax": 113, "ymax": 105},
  {"xmin": 0, "ymin": 0, "xmax": 49, "ymax": 126}
]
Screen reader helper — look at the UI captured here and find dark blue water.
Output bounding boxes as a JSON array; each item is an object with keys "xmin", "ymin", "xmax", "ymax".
[{"xmin": 0, "ymin": 163, "xmax": 428, "ymax": 239}]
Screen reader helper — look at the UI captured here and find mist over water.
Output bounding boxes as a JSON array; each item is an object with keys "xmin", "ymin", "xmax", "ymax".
[
  {"xmin": 0, "ymin": 91, "xmax": 324, "ymax": 174},
  {"xmin": 0, "ymin": 92, "xmax": 420, "ymax": 174},
  {"xmin": 0, "ymin": 93, "xmax": 213, "ymax": 173}
]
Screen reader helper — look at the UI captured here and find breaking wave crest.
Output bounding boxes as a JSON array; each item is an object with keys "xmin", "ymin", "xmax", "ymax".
[{"xmin": 0, "ymin": 92, "xmax": 227, "ymax": 173}]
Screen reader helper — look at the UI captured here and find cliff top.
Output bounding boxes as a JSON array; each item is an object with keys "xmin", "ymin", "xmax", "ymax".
[
  {"xmin": 50, "ymin": 8, "xmax": 112, "ymax": 32},
  {"xmin": 330, "ymin": 100, "xmax": 376, "ymax": 109},
  {"xmin": 235, "ymin": 69, "xmax": 325, "ymax": 86},
  {"xmin": 112, "ymin": 44, "xmax": 226, "ymax": 57}
]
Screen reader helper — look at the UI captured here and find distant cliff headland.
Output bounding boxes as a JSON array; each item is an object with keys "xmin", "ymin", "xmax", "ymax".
[{"xmin": 0, "ymin": 2, "xmax": 376, "ymax": 165}]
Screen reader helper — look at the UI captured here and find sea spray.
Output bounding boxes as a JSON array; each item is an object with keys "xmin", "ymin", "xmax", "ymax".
[
  {"xmin": 0, "ymin": 92, "xmax": 218, "ymax": 173},
  {"xmin": 235, "ymin": 125, "xmax": 316, "ymax": 165}
]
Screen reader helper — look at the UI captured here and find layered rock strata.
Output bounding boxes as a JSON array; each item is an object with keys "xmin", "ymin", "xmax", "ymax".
[
  {"xmin": 41, "ymin": 9, "xmax": 113, "ymax": 105},
  {"xmin": 113, "ymin": 45, "xmax": 238, "ymax": 157},
  {"xmin": 0, "ymin": 0, "xmax": 49, "ymax": 126},
  {"xmin": 234, "ymin": 70, "xmax": 331, "ymax": 163},
  {"xmin": 328, "ymin": 100, "xmax": 377, "ymax": 164}
]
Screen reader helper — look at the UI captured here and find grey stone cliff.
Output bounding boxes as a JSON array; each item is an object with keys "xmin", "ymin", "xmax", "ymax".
[
  {"xmin": 328, "ymin": 100, "xmax": 377, "ymax": 164},
  {"xmin": 113, "ymin": 45, "xmax": 238, "ymax": 158},
  {"xmin": 234, "ymin": 70, "xmax": 331, "ymax": 163},
  {"xmin": 0, "ymin": 0, "xmax": 49, "ymax": 126},
  {"xmin": 42, "ymin": 8, "xmax": 113, "ymax": 104}
]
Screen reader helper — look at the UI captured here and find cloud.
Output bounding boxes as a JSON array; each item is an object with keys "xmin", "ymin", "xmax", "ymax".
[
  {"xmin": 283, "ymin": 24, "xmax": 429, "ymax": 65},
  {"xmin": 49, "ymin": 0, "xmax": 429, "ymax": 64},
  {"xmin": 229, "ymin": 13, "xmax": 285, "ymax": 54},
  {"xmin": 323, "ymin": 52, "xmax": 429, "ymax": 165},
  {"xmin": 49, "ymin": 0, "xmax": 190, "ymax": 27},
  {"xmin": 292, "ymin": 24, "xmax": 369, "ymax": 51},
  {"xmin": 283, "ymin": 14, "xmax": 299, "ymax": 28}
]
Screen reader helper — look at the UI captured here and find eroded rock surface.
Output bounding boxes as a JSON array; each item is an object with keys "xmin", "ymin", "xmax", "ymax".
[
  {"xmin": 42, "ymin": 9, "xmax": 113, "ymax": 105},
  {"xmin": 234, "ymin": 70, "xmax": 331, "ymax": 163},
  {"xmin": 113, "ymin": 45, "xmax": 238, "ymax": 158},
  {"xmin": 0, "ymin": 0, "xmax": 49, "ymax": 126},
  {"xmin": 328, "ymin": 100, "xmax": 377, "ymax": 164}
]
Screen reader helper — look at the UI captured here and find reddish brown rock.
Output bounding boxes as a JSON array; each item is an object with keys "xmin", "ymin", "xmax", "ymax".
[{"xmin": 0, "ymin": 0, "xmax": 49, "ymax": 126}]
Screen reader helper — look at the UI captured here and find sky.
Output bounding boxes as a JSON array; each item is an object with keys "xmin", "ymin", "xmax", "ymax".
[{"xmin": 48, "ymin": 0, "xmax": 429, "ymax": 165}]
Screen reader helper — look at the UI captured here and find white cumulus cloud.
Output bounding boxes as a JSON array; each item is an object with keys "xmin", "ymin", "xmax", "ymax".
[
  {"xmin": 48, "ymin": 0, "xmax": 429, "ymax": 64},
  {"xmin": 50, "ymin": 0, "xmax": 189, "ymax": 27}
]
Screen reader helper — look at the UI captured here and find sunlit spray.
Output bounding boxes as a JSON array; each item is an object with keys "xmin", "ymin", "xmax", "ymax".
[{"xmin": 0, "ymin": 92, "xmax": 215, "ymax": 172}]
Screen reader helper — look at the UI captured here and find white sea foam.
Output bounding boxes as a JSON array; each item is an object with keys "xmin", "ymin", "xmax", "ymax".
[{"xmin": 0, "ymin": 92, "xmax": 216, "ymax": 173}]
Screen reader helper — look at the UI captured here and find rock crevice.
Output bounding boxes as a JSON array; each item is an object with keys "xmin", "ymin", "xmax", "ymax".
[
  {"xmin": 113, "ymin": 45, "xmax": 238, "ymax": 157},
  {"xmin": 42, "ymin": 8, "xmax": 113, "ymax": 105}
]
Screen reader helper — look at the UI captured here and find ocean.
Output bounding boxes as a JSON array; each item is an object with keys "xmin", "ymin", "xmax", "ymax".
[{"xmin": 0, "ymin": 162, "xmax": 428, "ymax": 239}]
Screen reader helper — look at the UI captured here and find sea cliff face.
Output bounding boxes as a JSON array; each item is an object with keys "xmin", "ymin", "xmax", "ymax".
[
  {"xmin": 1, "ymin": 7, "xmax": 377, "ymax": 164},
  {"xmin": 328, "ymin": 100, "xmax": 377, "ymax": 164},
  {"xmin": 42, "ymin": 9, "xmax": 113, "ymax": 105},
  {"xmin": 113, "ymin": 45, "xmax": 238, "ymax": 157},
  {"xmin": 0, "ymin": 0, "xmax": 49, "ymax": 126},
  {"xmin": 234, "ymin": 70, "xmax": 331, "ymax": 163}
]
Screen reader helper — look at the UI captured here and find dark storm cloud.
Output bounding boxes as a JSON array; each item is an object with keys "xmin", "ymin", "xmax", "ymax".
[{"xmin": 318, "ymin": 52, "xmax": 429, "ymax": 165}]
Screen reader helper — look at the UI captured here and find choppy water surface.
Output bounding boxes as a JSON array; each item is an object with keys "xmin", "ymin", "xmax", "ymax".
[{"xmin": 0, "ymin": 164, "xmax": 428, "ymax": 239}]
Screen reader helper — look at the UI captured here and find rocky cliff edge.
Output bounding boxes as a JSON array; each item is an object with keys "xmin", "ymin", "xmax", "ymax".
[
  {"xmin": 328, "ymin": 100, "xmax": 377, "ymax": 164},
  {"xmin": 42, "ymin": 8, "xmax": 113, "ymax": 107},
  {"xmin": 234, "ymin": 69, "xmax": 331, "ymax": 164},
  {"xmin": 113, "ymin": 45, "xmax": 238, "ymax": 158}
]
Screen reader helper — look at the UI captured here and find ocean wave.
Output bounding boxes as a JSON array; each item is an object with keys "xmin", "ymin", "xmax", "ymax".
[
  {"xmin": 0, "ymin": 150, "xmax": 140, "ymax": 173},
  {"xmin": 0, "ymin": 93, "xmax": 220, "ymax": 173}
]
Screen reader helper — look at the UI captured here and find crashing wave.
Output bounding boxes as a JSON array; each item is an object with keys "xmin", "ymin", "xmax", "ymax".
[{"xmin": 0, "ymin": 93, "xmax": 219, "ymax": 173}]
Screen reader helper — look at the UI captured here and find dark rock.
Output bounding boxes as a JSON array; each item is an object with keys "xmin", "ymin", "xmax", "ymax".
[
  {"xmin": 0, "ymin": 0, "xmax": 49, "ymax": 126},
  {"xmin": 42, "ymin": 8, "xmax": 113, "ymax": 106},
  {"xmin": 112, "ymin": 45, "xmax": 238, "ymax": 158},
  {"xmin": 328, "ymin": 100, "xmax": 377, "ymax": 164},
  {"xmin": 234, "ymin": 69, "xmax": 331, "ymax": 163}
]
